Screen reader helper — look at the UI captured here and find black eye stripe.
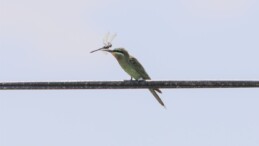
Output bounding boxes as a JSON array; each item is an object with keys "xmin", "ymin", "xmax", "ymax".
[{"xmin": 114, "ymin": 50, "xmax": 123, "ymax": 54}]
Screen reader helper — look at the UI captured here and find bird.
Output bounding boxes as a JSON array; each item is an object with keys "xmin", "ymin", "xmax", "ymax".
[{"xmin": 102, "ymin": 48, "xmax": 165, "ymax": 107}]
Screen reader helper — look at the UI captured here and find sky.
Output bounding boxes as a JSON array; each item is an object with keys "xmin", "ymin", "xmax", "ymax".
[{"xmin": 0, "ymin": 0, "xmax": 259, "ymax": 145}]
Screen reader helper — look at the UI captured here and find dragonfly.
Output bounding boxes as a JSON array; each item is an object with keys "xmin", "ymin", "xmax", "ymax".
[{"xmin": 90, "ymin": 33, "xmax": 117, "ymax": 53}]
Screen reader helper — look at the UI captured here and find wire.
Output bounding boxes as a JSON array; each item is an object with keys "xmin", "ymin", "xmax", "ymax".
[{"xmin": 0, "ymin": 80, "xmax": 259, "ymax": 90}]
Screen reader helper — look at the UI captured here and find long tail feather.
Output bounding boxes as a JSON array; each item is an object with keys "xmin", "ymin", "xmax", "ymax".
[
  {"xmin": 149, "ymin": 89, "xmax": 165, "ymax": 107},
  {"xmin": 154, "ymin": 88, "xmax": 162, "ymax": 93}
]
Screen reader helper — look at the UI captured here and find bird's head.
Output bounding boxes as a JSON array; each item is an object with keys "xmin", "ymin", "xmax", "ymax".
[{"xmin": 103, "ymin": 48, "xmax": 130, "ymax": 58}]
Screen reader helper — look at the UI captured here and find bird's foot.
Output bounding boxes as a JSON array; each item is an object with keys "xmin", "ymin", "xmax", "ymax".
[
  {"xmin": 123, "ymin": 77, "xmax": 134, "ymax": 82},
  {"xmin": 124, "ymin": 77, "xmax": 146, "ymax": 82},
  {"xmin": 136, "ymin": 78, "xmax": 146, "ymax": 82}
]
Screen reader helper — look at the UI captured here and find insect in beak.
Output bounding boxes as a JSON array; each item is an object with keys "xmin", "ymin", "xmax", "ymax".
[{"xmin": 90, "ymin": 33, "xmax": 116, "ymax": 53}]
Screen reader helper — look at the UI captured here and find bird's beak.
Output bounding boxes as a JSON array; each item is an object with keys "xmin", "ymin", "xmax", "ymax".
[{"xmin": 101, "ymin": 49, "xmax": 113, "ymax": 53}]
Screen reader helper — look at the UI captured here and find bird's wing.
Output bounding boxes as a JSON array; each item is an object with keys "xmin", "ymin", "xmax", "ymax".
[
  {"xmin": 129, "ymin": 56, "xmax": 162, "ymax": 93},
  {"xmin": 129, "ymin": 56, "xmax": 151, "ymax": 79}
]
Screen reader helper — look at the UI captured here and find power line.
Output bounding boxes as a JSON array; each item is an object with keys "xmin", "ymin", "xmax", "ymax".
[{"xmin": 0, "ymin": 80, "xmax": 259, "ymax": 90}]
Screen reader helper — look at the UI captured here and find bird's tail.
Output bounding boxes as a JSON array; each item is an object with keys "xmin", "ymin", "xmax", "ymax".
[{"xmin": 149, "ymin": 89, "xmax": 165, "ymax": 107}]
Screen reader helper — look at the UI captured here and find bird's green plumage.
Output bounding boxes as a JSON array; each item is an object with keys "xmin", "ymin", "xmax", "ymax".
[{"xmin": 108, "ymin": 48, "xmax": 165, "ymax": 107}]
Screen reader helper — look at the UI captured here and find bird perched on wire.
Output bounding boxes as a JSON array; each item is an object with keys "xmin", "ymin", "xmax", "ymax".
[{"xmin": 103, "ymin": 48, "xmax": 165, "ymax": 107}]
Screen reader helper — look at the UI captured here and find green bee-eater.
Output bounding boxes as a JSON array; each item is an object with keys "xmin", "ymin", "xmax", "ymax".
[{"xmin": 102, "ymin": 48, "xmax": 165, "ymax": 107}]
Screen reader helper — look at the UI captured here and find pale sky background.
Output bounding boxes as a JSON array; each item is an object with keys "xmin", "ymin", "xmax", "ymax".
[{"xmin": 1, "ymin": 0, "xmax": 259, "ymax": 145}]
